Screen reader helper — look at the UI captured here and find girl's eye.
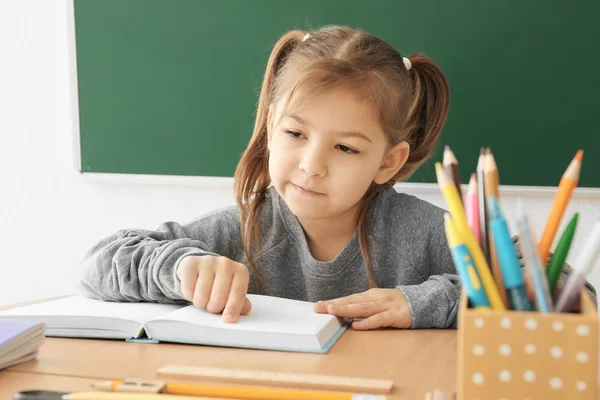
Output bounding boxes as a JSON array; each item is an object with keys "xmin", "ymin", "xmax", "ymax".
[
  {"xmin": 285, "ymin": 129, "xmax": 303, "ymax": 138},
  {"xmin": 337, "ymin": 144, "xmax": 359, "ymax": 154}
]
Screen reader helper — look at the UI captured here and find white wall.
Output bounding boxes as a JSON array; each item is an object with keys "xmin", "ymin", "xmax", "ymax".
[{"xmin": 0, "ymin": 0, "xmax": 598, "ymax": 307}]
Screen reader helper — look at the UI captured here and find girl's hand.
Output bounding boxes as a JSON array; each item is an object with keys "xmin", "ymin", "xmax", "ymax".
[
  {"xmin": 177, "ymin": 255, "xmax": 252, "ymax": 323},
  {"xmin": 313, "ymin": 288, "xmax": 412, "ymax": 330}
]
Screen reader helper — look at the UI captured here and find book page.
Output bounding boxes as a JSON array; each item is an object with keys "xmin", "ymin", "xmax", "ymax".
[
  {"xmin": 153, "ymin": 294, "xmax": 338, "ymax": 335},
  {"xmin": 0, "ymin": 295, "xmax": 181, "ymax": 324}
]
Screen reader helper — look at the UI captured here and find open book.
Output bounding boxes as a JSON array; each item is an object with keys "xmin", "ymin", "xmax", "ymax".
[{"xmin": 0, "ymin": 295, "xmax": 347, "ymax": 354}]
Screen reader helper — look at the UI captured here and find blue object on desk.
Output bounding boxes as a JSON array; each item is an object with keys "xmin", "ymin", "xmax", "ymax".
[{"xmin": 487, "ymin": 195, "xmax": 532, "ymax": 311}]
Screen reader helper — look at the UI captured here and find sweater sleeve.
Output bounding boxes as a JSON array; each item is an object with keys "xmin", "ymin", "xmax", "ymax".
[
  {"xmin": 396, "ymin": 210, "xmax": 462, "ymax": 329},
  {"xmin": 77, "ymin": 206, "xmax": 244, "ymax": 303}
]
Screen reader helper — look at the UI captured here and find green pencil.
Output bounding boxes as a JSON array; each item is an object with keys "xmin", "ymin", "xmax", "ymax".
[{"xmin": 546, "ymin": 213, "xmax": 579, "ymax": 294}]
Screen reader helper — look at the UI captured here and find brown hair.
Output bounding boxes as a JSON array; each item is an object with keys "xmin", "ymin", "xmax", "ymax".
[{"xmin": 234, "ymin": 26, "xmax": 450, "ymax": 287}]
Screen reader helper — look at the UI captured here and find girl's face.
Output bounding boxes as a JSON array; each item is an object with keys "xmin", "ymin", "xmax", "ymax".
[{"xmin": 267, "ymin": 87, "xmax": 400, "ymax": 224}]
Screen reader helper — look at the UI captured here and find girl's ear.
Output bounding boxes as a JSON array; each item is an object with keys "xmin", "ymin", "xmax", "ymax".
[{"xmin": 374, "ymin": 141, "xmax": 410, "ymax": 184}]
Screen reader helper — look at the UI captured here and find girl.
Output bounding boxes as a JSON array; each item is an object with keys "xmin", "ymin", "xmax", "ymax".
[{"xmin": 79, "ymin": 25, "xmax": 460, "ymax": 330}]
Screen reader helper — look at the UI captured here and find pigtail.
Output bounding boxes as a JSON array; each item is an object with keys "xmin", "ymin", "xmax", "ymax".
[
  {"xmin": 399, "ymin": 54, "xmax": 450, "ymax": 180},
  {"xmin": 234, "ymin": 30, "xmax": 305, "ymax": 281}
]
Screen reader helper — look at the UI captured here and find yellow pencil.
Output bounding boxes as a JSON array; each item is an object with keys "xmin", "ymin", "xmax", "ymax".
[
  {"xmin": 436, "ymin": 163, "xmax": 505, "ymax": 311},
  {"xmin": 65, "ymin": 393, "xmax": 223, "ymax": 400},
  {"xmin": 91, "ymin": 380, "xmax": 386, "ymax": 400}
]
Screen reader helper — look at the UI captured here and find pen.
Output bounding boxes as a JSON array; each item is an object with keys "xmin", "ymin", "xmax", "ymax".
[
  {"xmin": 547, "ymin": 213, "xmax": 579, "ymax": 295},
  {"xmin": 486, "ymin": 195, "xmax": 532, "ymax": 311},
  {"xmin": 436, "ymin": 163, "xmax": 504, "ymax": 310},
  {"xmin": 92, "ymin": 380, "xmax": 387, "ymax": 400},
  {"xmin": 444, "ymin": 213, "xmax": 490, "ymax": 308},
  {"xmin": 555, "ymin": 221, "xmax": 600, "ymax": 313},
  {"xmin": 517, "ymin": 211, "xmax": 552, "ymax": 313}
]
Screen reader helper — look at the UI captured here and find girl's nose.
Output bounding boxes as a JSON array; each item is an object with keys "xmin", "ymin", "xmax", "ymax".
[{"xmin": 299, "ymin": 145, "xmax": 327, "ymax": 177}]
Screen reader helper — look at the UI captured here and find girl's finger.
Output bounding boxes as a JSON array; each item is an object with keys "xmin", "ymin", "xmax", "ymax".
[
  {"xmin": 317, "ymin": 289, "xmax": 379, "ymax": 307},
  {"xmin": 222, "ymin": 271, "xmax": 250, "ymax": 323},
  {"xmin": 351, "ymin": 310, "xmax": 395, "ymax": 330},
  {"xmin": 240, "ymin": 297, "xmax": 252, "ymax": 315},
  {"xmin": 179, "ymin": 266, "xmax": 199, "ymax": 302},
  {"xmin": 206, "ymin": 268, "xmax": 234, "ymax": 314},
  {"xmin": 327, "ymin": 301, "xmax": 385, "ymax": 318},
  {"xmin": 191, "ymin": 266, "xmax": 214, "ymax": 309}
]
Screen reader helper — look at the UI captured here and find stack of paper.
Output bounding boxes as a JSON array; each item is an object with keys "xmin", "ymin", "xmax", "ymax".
[{"xmin": 0, "ymin": 320, "xmax": 45, "ymax": 370}]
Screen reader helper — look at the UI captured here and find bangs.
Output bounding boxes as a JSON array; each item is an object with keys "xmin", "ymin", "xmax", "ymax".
[{"xmin": 274, "ymin": 60, "xmax": 409, "ymax": 141}]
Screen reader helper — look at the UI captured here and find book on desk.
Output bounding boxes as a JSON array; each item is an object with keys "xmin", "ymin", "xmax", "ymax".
[
  {"xmin": 0, "ymin": 294, "xmax": 347, "ymax": 354},
  {"xmin": 0, "ymin": 320, "xmax": 45, "ymax": 370}
]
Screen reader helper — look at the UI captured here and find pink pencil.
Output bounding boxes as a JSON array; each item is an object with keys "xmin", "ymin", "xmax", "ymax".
[{"xmin": 466, "ymin": 173, "xmax": 481, "ymax": 246}]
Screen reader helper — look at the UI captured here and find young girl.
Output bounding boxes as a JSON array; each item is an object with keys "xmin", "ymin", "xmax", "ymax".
[{"xmin": 78, "ymin": 25, "xmax": 460, "ymax": 330}]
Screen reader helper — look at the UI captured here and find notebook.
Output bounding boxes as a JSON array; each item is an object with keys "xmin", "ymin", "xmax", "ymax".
[
  {"xmin": 0, "ymin": 320, "xmax": 45, "ymax": 370},
  {"xmin": 0, "ymin": 295, "xmax": 347, "ymax": 354}
]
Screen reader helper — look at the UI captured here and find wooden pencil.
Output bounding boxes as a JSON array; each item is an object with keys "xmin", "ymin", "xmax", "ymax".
[
  {"xmin": 483, "ymin": 148, "xmax": 499, "ymax": 198},
  {"xmin": 476, "ymin": 148, "xmax": 490, "ymax": 266},
  {"xmin": 436, "ymin": 163, "xmax": 505, "ymax": 310},
  {"xmin": 443, "ymin": 146, "xmax": 462, "ymax": 201},
  {"xmin": 538, "ymin": 150, "xmax": 583, "ymax": 265},
  {"xmin": 484, "ymin": 149, "xmax": 508, "ymax": 308}
]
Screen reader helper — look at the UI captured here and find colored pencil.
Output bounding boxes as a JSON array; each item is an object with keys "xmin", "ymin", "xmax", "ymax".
[
  {"xmin": 484, "ymin": 149, "xmax": 508, "ymax": 308},
  {"xmin": 476, "ymin": 149, "xmax": 490, "ymax": 265},
  {"xmin": 555, "ymin": 221, "xmax": 600, "ymax": 313},
  {"xmin": 443, "ymin": 146, "xmax": 462, "ymax": 202},
  {"xmin": 547, "ymin": 213, "xmax": 579, "ymax": 295},
  {"xmin": 483, "ymin": 149, "xmax": 499, "ymax": 198},
  {"xmin": 436, "ymin": 163, "xmax": 505, "ymax": 310},
  {"xmin": 465, "ymin": 174, "xmax": 480, "ymax": 246},
  {"xmin": 539, "ymin": 150, "xmax": 583, "ymax": 264},
  {"xmin": 517, "ymin": 211, "xmax": 552, "ymax": 313}
]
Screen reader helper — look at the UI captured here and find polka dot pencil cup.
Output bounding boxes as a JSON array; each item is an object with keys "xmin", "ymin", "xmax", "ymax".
[{"xmin": 457, "ymin": 290, "xmax": 598, "ymax": 399}]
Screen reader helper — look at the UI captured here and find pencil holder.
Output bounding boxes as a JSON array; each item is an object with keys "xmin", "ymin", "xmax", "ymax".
[{"xmin": 457, "ymin": 290, "xmax": 598, "ymax": 399}]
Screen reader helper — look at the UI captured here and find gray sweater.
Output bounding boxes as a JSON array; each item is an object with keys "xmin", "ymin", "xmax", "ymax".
[{"xmin": 78, "ymin": 186, "xmax": 596, "ymax": 329}]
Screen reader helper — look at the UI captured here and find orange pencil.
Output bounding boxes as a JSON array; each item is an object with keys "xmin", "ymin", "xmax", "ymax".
[{"xmin": 538, "ymin": 150, "xmax": 583, "ymax": 265}]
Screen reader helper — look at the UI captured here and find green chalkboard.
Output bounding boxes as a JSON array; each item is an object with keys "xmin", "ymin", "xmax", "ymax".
[{"xmin": 74, "ymin": 0, "xmax": 600, "ymax": 187}]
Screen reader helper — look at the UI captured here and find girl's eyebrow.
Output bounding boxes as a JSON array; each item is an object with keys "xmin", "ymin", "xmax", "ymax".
[{"xmin": 284, "ymin": 113, "xmax": 373, "ymax": 143}]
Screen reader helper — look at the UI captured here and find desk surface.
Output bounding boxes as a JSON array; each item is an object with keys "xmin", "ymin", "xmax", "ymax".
[
  {"xmin": 2, "ymin": 329, "xmax": 457, "ymax": 399},
  {"xmin": 0, "ymin": 298, "xmax": 457, "ymax": 399},
  {"xmin": 0, "ymin": 372, "xmax": 98, "ymax": 395}
]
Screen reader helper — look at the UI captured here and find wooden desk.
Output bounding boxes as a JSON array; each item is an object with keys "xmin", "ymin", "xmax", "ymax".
[
  {"xmin": 0, "ymin": 372, "xmax": 99, "ymax": 396},
  {"xmin": 1, "ymin": 329, "xmax": 457, "ymax": 399}
]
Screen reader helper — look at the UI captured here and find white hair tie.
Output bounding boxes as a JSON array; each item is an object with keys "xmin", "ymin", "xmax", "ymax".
[
  {"xmin": 303, "ymin": 33, "xmax": 310, "ymax": 42},
  {"xmin": 403, "ymin": 57, "xmax": 412, "ymax": 71}
]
